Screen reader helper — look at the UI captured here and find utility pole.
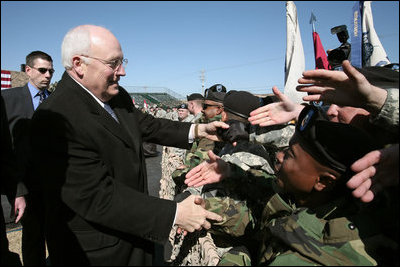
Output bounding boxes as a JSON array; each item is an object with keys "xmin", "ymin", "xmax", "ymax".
[{"xmin": 199, "ymin": 69, "xmax": 205, "ymax": 95}]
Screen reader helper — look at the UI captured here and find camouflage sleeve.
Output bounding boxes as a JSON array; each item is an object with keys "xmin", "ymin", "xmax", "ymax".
[
  {"xmin": 249, "ymin": 124, "xmax": 295, "ymax": 149},
  {"xmin": 221, "ymin": 151, "xmax": 275, "ymax": 174},
  {"xmin": 204, "ymin": 164, "xmax": 276, "ymax": 238},
  {"xmin": 259, "ymin": 206, "xmax": 377, "ymax": 266},
  {"xmin": 369, "ymin": 88, "xmax": 399, "ymax": 135},
  {"xmin": 205, "ymin": 197, "xmax": 255, "ymax": 238}
]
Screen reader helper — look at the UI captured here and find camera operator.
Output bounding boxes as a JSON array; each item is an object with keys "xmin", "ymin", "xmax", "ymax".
[{"xmin": 327, "ymin": 25, "xmax": 351, "ymax": 70}]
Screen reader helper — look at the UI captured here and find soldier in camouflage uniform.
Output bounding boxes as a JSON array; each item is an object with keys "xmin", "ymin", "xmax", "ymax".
[
  {"xmin": 159, "ymin": 103, "xmax": 193, "ymax": 200},
  {"xmin": 173, "ymin": 84, "xmax": 227, "ymax": 195},
  {"xmin": 249, "ymin": 63, "xmax": 399, "ymax": 204},
  {"xmin": 165, "ymin": 85, "xmax": 228, "ymax": 266},
  {"xmin": 187, "ymin": 93, "xmax": 204, "ymax": 123},
  {"xmin": 168, "ymin": 90, "xmax": 293, "ymax": 266},
  {"xmin": 185, "ymin": 104, "xmax": 398, "ymax": 265},
  {"xmin": 295, "ymin": 63, "xmax": 399, "ymax": 265}
]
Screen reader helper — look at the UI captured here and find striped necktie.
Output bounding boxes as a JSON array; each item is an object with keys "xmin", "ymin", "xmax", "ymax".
[{"xmin": 37, "ymin": 90, "xmax": 47, "ymax": 104}]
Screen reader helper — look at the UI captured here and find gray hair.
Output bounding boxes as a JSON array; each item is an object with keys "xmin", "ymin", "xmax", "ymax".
[{"xmin": 61, "ymin": 25, "xmax": 92, "ymax": 70}]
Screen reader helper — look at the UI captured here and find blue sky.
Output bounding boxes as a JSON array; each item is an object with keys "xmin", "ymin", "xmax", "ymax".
[{"xmin": 1, "ymin": 1, "xmax": 398, "ymax": 98}]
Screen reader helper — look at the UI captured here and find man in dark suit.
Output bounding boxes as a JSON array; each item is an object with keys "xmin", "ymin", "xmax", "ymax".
[
  {"xmin": 30, "ymin": 24, "xmax": 226, "ymax": 265},
  {"xmin": 2, "ymin": 50, "xmax": 54, "ymax": 265},
  {"xmin": 1, "ymin": 95, "xmax": 26, "ymax": 266}
]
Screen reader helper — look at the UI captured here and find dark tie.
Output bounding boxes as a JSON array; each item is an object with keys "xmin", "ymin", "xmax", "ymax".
[{"xmin": 37, "ymin": 90, "xmax": 47, "ymax": 104}]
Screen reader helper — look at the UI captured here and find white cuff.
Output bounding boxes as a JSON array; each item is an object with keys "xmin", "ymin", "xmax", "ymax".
[{"xmin": 188, "ymin": 124, "xmax": 195, "ymax": 143}]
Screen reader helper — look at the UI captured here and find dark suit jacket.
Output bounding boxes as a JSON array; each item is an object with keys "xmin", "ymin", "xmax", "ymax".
[
  {"xmin": 30, "ymin": 72, "xmax": 193, "ymax": 265},
  {"xmin": 0, "ymin": 95, "xmax": 22, "ymax": 203},
  {"xmin": 0, "ymin": 95, "xmax": 23, "ymax": 265},
  {"xmin": 2, "ymin": 85, "xmax": 32, "ymax": 195}
]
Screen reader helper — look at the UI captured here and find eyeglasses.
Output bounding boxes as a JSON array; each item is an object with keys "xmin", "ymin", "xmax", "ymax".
[
  {"xmin": 81, "ymin": 55, "xmax": 128, "ymax": 71},
  {"xmin": 30, "ymin": 66, "xmax": 55, "ymax": 75},
  {"xmin": 202, "ymin": 103, "xmax": 222, "ymax": 110}
]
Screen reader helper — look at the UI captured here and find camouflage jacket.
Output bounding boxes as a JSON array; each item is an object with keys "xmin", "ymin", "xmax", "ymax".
[
  {"xmin": 202, "ymin": 121, "xmax": 394, "ymax": 266},
  {"xmin": 190, "ymin": 112, "xmax": 204, "ymax": 123},
  {"xmin": 207, "ymin": 187, "xmax": 379, "ymax": 266},
  {"xmin": 257, "ymin": 193, "xmax": 378, "ymax": 266},
  {"xmin": 171, "ymin": 114, "xmax": 223, "ymax": 193},
  {"xmin": 249, "ymin": 123, "xmax": 295, "ymax": 150},
  {"xmin": 369, "ymin": 88, "xmax": 399, "ymax": 136}
]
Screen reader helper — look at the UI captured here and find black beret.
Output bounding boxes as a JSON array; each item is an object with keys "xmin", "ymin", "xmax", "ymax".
[
  {"xmin": 208, "ymin": 84, "xmax": 227, "ymax": 93},
  {"xmin": 204, "ymin": 84, "xmax": 227, "ymax": 103},
  {"xmin": 295, "ymin": 105, "xmax": 379, "ymax": 174},
  {"xmin": 205, "ymin": 90, "xmax": 226, "ymax": 103},
  {"xmin": 177, "ymin": 103, "xmax": 188, "ymax": 109},
  {"xmin": 223, "ymin": 90, "xmax": 260, "ymax": 119},
  {"xmin": 187, "ymin": 93, "xmax": 204, "ymax": 101}
]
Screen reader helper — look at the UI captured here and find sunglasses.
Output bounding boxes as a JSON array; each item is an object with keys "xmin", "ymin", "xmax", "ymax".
[
  {"xmin": 202, "ymin": 103, "xmax": 221, "ymax": 110},
  {"xmin": 31, "ymin": 66, "xmax": 55, "ymax": 75}
]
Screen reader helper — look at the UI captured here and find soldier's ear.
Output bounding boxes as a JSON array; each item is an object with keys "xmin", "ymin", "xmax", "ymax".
[
  {"xmin": 221, "ymin": 111, "xmax": 228, "ymax": 121},
  {"xmin": 216, "ymin": 105, "xmax": 223, "ymax": 115},
  {"xmin": 314, "ymin": 172, "xmax": 337, "ymax": 192}
]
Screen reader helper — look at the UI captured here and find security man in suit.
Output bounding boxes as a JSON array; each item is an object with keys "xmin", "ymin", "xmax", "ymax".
[
  {"xmin": 1, "ymin": 95, "xmax": 26, "ymax": 266},
  {"xmin": 2, "ymin": 50, "xmax": 54, "ymax": 265}
]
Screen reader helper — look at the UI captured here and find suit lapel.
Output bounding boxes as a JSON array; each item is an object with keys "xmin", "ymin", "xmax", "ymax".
[
  {"xmin": 22, "ymin": 85, "xmax": 35, "ymax": 116},
  {"xmin": 91, "ymin": 109, "xmax": 135, "ymax": 149},
  {"xmin": 109, "ymin": 96, "xmax": 142, "ymax": 151},
  {"xmin": 63, "ymin": 72, "xmax": 135, "ymax": 149}
]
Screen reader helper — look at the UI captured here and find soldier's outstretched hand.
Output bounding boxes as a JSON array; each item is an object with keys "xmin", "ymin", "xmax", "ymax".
[
  {"xmin": 347, "ymin": 143, "xmax": 399, "ymax": 203},
  {"xmin": 185, "ymin": 150, "xmax": 230, "ymax": 187},
  {"xmin": 296, "ymin": 60, "xmax": 387, "ymax": 113},
  {"xmin": 248, "ymin": 86, "xmax": 304, "ymax": 127}
]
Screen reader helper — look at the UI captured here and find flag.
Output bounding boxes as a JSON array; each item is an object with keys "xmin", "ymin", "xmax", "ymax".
[
  {"xmin": 284, "ymin": 1, "xmax": 306, "ymax": 104},
  {"xmin": 1, "ymin": 70, "xmax": 12, "ymax": 90},
  {"xmin": 310, "ymin": 12, "xmax": 330, "ymax": 70},
  {"xmin": 350, "ymin": 1, "xmax": 363, "ymax": 68},
  {"xmin": 362, "ymin": 1, "xmax": 390, "ymax": 67},
  {"xmin": 313, "ymin": 32, "xmax": 330, "ymax": 70}
]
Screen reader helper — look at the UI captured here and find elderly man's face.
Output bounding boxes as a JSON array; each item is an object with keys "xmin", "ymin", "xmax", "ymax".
[{"xmin": 83, "ymin": 28, "xmax": 126, "ymax": 102}]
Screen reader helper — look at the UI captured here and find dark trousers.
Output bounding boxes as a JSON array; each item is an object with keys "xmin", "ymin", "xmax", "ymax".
[
  {"xmin": 21, "ymin": 192, "xmax": 46, "ymax": 266},
  {"xmin": 1, "ymin": 205, "xmax": 22, "ymax": 266}
]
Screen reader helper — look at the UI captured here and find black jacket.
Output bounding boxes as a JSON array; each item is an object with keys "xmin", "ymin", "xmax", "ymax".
[{"xmin": 30, "ymin": 72, "xmax": 192, "ymax": 265}]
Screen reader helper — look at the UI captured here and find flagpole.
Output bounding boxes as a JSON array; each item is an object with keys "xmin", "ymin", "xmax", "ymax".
[{"xmin": 310, "ymin": 12, "xmax": 316, "ymax": 33}]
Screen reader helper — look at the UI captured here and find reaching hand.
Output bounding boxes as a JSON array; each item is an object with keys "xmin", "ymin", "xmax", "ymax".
[
  {"xmin": 248, "ymin": 86, "xmax": 304, "ymax": 126},
  {"xmin": 175, "ymin": 195, "xmax": 222, "ymax": 232},
  {"xmin": 296, "ymin": 60, "xmax": 387, "ymax": 114},
  {"xmin": 185, "ymin": 150, "xmax": 229, "ymax": 187},
  {"xmin": 197, "ymin": 121, "xmax": 230, "ymax": 142},
  {"xmin": 347, "ymin": 144, "xmax": 399, "ymax": 203}
]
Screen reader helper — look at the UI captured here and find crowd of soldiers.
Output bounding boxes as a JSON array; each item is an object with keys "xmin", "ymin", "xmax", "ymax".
[{"xmin": 140, "ymin": 62, "xmax": 399, "ymax": 266}]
